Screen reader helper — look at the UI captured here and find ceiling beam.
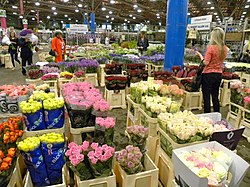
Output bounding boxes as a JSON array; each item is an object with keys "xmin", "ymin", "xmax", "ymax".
[{"xmin": 211, "ymin": 0, "xmax": 224, "ymax": 21}]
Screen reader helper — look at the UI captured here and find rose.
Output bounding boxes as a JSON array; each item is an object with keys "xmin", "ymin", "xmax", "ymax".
[
  {"xmin": 91, "ymin": 143, "xmax": 99, "ymax": 150},
  {"xmin": 81, "ymin": 141, "xmax": 90, "ymax": 151}
]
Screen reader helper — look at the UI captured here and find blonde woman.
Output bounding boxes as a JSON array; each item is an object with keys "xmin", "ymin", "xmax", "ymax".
[{"xmin": 196, "ymin": 27, "xmax": 228, "ymax": 113}]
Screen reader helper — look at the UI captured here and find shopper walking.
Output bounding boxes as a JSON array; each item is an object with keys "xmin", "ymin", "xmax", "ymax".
[
  {"xmin": 196, "ymin": 27, "xmax": 228, "ymax": 113},
  {"xmin": 8, "ymin": 31, "xmax": 21, "ymax": 70},
  {"xmin": 137, "ymin": 32, "xmax": 149, "ymax": 56},
  {"xmin": 19, "ymin": 36, "xmax": 33, "ymax": 76},
  {"xmin": 52, "ymin": 30, "xmax": 66, "ymax": 63}
]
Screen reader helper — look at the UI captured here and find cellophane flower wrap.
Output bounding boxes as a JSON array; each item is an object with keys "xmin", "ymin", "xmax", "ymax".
[
  {"xmin": 127, "ymin": 125, "xmax": 148, "ymax": 152},
  {"xmin": 115, "ymin": 145, "xmax": 143, "ymax": 175},
  {"xmin": 87, "ymin": 143, "xmax": 115, "ymax": 178},
  {"xmin": 42, "ymin": 65, "xmax": 60, "ymax": 74},
  {"xmin": 94, "ymin": 117, "xmax": 115, "ymax": 146},
  {"xmin": 230, "ymin": 80, "xmax": 244, "ymax": 107},
  {"xmin": 178, "ymin": 147, "xmax": 232, "ymax": 187}
]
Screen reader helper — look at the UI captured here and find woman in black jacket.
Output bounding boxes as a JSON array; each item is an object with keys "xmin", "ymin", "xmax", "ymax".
[
  {"xmin": 8, "ymin": 31, "xmax": 21, "ymax": 70},
  {"xmin": 19, "ymin": 37, "xmax": 33, "ymax": 76},
  {"xmin": 137, "ymin": 32, "xmax": 149, "ymax": 56}
]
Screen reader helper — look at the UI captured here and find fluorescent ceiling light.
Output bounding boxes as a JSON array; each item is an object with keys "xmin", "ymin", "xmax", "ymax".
[
  {"xmin": 32, "ymin": 17, "xmax": 35, "ymax": 20},
  {"xmin": 84, "ymin": 13, "xmax": 88, "ymax": 15},
  {"xmin": 214, "ymin": 12, "xmax": 217, "ymax": 15},
  {"xmin": 110, "ymin": 0, "xmax": 115, "ymax": 4},
  {"xmin": 211, "ymin": 7, "xmax": 215, "ymax": 10},
  {"xmin": 65, "ymin": 15, "xmax": 68, "ymax": 17},
  {"xmin": 35, "ymin": 2, "xmax": 40, "ymax": 6},
  {"xmin": 52, "ymin": 7, "xmax": 56, "ymax": 10},
  {"xmin": 76, "ymin": 20, "xmax": 78, "ymax": 22},
  {"xmin": 125, "ymin": 19, "xmax": 127, "ymax": 21},
  {"xmin": 207, "ymin": 1, "xmax": 211, "ymax": 4},
  {"xmin": 128, "ymin": 21, "xmax": 130, "ymax": 23},
  {"xmin": 47, "ymin": 16, "xmax": 50, "ymax": 19},
  {"xmin": 106, "ymin": 15, "xmax": 109, "ymax": 18},
  {"xmin": 40, "ymin": 20, "xmax": 42, "ymax": 23},
  {"xmin": 102, "ymin": 7, "xmax": 106, "ymax": 11},
  {"xmin": 19, "ymin": 15, "xmax": 23, "ymax": 18},
  {"xmin": 110, "ymin": 22, "xmax": 113, "ymax": 24},
  {"xmin": 245, "ymin": 5, "xmax": 250, "ymax": 8},
  {"xmin": 61, "ymin": 21, "xmax": 64, "ymax": 23},
  {"xmin": 137, "ymin": 9, "xmax": 142, "ymax": 13},
  {"xmin": 133, "ymin": 17, "xmax": 136, "ymax": 19},
  {"xmin": 243, "ymin": 12, "xmax": 247, "ymax": 14},
  {"xmin": 157, "ymin": 16, "xmax": 160, "ymax": 19},
  {"xmin": 63, "ymin": 0, "xmax": 69, "ymax": 2},
  {"xmin": 12, "ymin": 6, "xmax": 18, "ymax": 9},
  {"xmin": 111, "ymin": 17, "xmax": 114, "ymax": 20},
  {"xmin": 109, "ymin": 11, "xmax": 113, "ymax": 14},
  {"xmin": 133, "ymin": 5, "xmax": 138, "ymax": 8},
  {"xmin": 129, "ymin": 14, "xmax": 133, "ymax": 17},
  {"xmin": 75, "ymin": 9, "xmax": 79, "ymax": 12},
  {"xmin": 54, "ymin": 12, "xmax": 58, "ymax": 15},
  {"xmin": 78, "ymin": 4, "xmax": 83, "ymax": 7},
  {"xmin": 187, "ymin": 12, "xmax": 190, "ymax": 15},
  {"xmin": 30, "ymin": 10, "xmax": 35, "ymax": 12},
  {"xmin": 68, "ymin": 18, "xmax": 71, "ymax": 20},
  {"xmin": 13, "ymin": 12, "xmax": 17, "ymax": 15},
  {"xmin": 156, "ymin": 13, "xmax": 160, "ymax": 16}
]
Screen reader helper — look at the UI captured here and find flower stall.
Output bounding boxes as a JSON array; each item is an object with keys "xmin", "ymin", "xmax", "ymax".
[{"xmin": 25, "ymin": 65, "xmax": 44, "ymax": 86}]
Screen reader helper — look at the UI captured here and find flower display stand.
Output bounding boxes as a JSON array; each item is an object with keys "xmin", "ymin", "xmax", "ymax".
[
  {"xmin": 226, "ymin": 103, "xmax": 243, "ymax": 129},
  {"xmin": 234, "ymin": 71, "xmax": 243, "ymax": 77},
  {"xmin": 104, "ymin": 88, "xmax": 126, "ymax": 110},
  {"xmin": 146, "ymin": 63, "xmax": 152, "ymax": 76},
  {"xmin": 220, "ymin": 79, "xmax": 234, "ymax": 107},
  {"xmin": 138, "ymin": 108, "xmax": 158, "ymax": 137},
  {"xmin": 146, "ymin": 136, "xmax": 160, "ymax": 162},
  {"xmin": 158, "ymin": 128, "xmax": 209, "ymax": 158},
  {"xmin": 24, "ymin": 165, "xmax": 67, "ymax": 187},
  {"xmin": 182, "ymin": 91, "xmax": 202, "ymax": 110},
  {"xmin": 86, "ymin": 73, "xmax": 98, "ymax": 87},
  {"xmin": 115, "ymin": 154, "xmax": 158, "ymax": 187},
  {"xmin": 43, "ymin": 80, "xmax": 59, "ymax": 97},
  {"xmin": 75, "ymin": 171, "xmax": 116, "ymax": 187},
  {"xmin": 73, "ymin": 77, "xmax": 85, "ymax": 83},
  {"xmin": 126, "ymin": 95, "xmax": 141, "ymax": 127},
  {"xmin": 151, "ymin": 64, "xmax": 164, "ymax": 72},
  {"xmin": 241, "ymin": 73, "xmax": 250, "ymax": 87},
  {"xmin": 26, "ymin": 78, "xmax": 43, "ymax": 86},
  {"xmin": 155, "ymin": 146, "xmax": 174, "ymax": 187},
  {"xmin": 0, "ymin": 54, "xmax": 12, "ymax": 69},
  {"xmin": 98, "ymin": 64, "xmax": 106, "ymax": 87}
]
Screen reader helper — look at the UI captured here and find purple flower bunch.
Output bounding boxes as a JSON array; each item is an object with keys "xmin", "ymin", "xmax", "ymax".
[
  {"xmin": 42, "ymin": 66, "xmax": 60, "ymax": 74},
  {"xmin": 80, "ymin": 59, "xmax": 99, "ymax": 68},
  {"xmin": 140, "ymin": 54, "xmax": 164, "ymax": 64},
  {"xmin": 127, "ymin": 125, "xmax": 149, "ymax": 139},
  {"xmin": 45, "ymin": 62, "xmax": 60, "ymax": 68},
  {"xmin": 97, "ymin": 57, "xmax": 108, "ymax": 64},
  {"xmin": 96, "ymin": 117, "xmax": 116, "ymax": 129},
  {"xmin": 109, "ymin": 53, "xmax": 122, "ymax": 58},
  {"xmin": 115, "ymin": 145, "xmax": 143, "ymax": 174}
]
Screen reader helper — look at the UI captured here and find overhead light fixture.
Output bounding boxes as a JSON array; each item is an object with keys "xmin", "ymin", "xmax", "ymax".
[
  {"xmin": 13, "ymin": 12, "xmax": 17, "ymax": 15},
  {"xmin": 159, "ymin": 22, "xmax": 162, "ymax": 26},
  {"xmin": 128, "ymin": 21, "xmax": 130, "ymax": 23},
  {"xmin": 35, "ymin": 2, "xmax": 40, "ymax": 6},
  {"xmin": 110, "ymin": 0, "xmax": 116, "ymax": 4},
  {"xmin": 12, "ymin": 6, "xmax": 18, "ymax": 9},
  {"xmin": 32, "ymin": 17, "xmax": 35, "ymax": 20},
  {"xmin": 61, "ymin": 20, "xmax": 64, "ymax": 23},
  {"xmin": 129, "ymin": 14, "xmax": 133, "ymax": 17},
  {"xmin": 245, "ymin": 5, "xmax": 250, "ymax": 8},
  {"xmin": 187, "ymin": 12, "xmax": 190, "ymax": 15},
  {"xmin": 111, "ymin": 17, "xmax": 114, "ymax": 20},
  {"xmin": 156, "ymin": 13, "xmax": 160, "ymax": 16},
  {"xmin": 106, "ymin": 15, "xmax": 109, "ymax": 18},
  {"xmin": 75, "ymin": 9, "xmax": 79, "ymax": 12},
  {"xmin": 40, "ymin": 20, "xmax": 43, "ymax": 23},
  {"xmin": 137, "ymin": 9, "xmax": 142, "ymax": 13},
  {"xmin": 84, "ymin": 13, "xmax": 88, "ymax": 15},
  {"xmin": 47, "ymin": 16, "xmax": 50, "ymax": 19},
  {"xmin": 157, "ymin": 16, "xmax": 160, "ymax": 19},
  {"xmin": 241, "ymin": 15, "xmax": 245, "ymax": 17},
  {"xmin": 133, "ymin": 17, "xmax": 136, "ymax": 19},
  {"xmin": 19, "ymin": 15, "xmax": 23, "ymax": 18},
  {"xmin": 125, "ymin": 19, "xmax": 127, "ymax": 21},
  {"xmin": 110, "ymin": 21, "xmax": 113, "ymax": 24},
  {"xmin": 133, "ymin": 5, "xmax": 138, "ymax": 8},
  {"xmin": 68, "ymin": 18, "xmax": 71, "ymax": 20},
  {"xmin": 65, "ymin": 15, "xmax": 68, "ymax": 17},
  {"xmin": 216, "ymin": 15, "xmax": 219, "ymax": 18},
  {"xmin": 54, "ymin": 12, "xmax": 58, "ymax": 15},
  {"xmin": 78, "ymin": 4, "xmax": 83, "ymax": 7},
  {"xmin": 76, "ymin": 20, "xmax": 78, "ymax": 22},
  {"xmin": 147, "ymin": 20, "xmax": 150, "ymax": 23},
  {"xmin": 101, "ymin": 7, "xmax": 106, "ymax": 11},
  {"xmin": 211, "ymin": 7, "xmax": 215, "ymax": 10},
  {"xmin": 63, "ymin": 0, "xmax": 69, "ymax": 2},
  {"xmin": 109, "ymin": 11, "xmax": 113, "ymax": 14},
  {"xmin": 207, "ymin": 1, "xmax": 211, "ymax": 4},
  {"xmin": 214, "ymin": 12, "xmax": 217, "ymax": 15},
  {"xmin": 52, "ymin": 7, "xmax": 56, "ymax": 10},
  {"xmin": 243, "ymin": 12, "xmax": 247, "ymax": 14}
]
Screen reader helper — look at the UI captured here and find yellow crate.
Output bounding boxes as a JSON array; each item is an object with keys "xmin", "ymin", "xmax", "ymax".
[
  {"xmin": 58, "ymin": 78, "xmax": 73, "ymax": 96},
  {"xmin": 115, "ymin": 154, "xmax": 158, "ymax": 187},
  {"xmin": 24, "ymin": 165, "xmax": 67, "ymax": 187},
  {"xmin": 146, "ymin": 136, "xmax": 160, "ymax": 162},
  {"xmin": 43, "ymin": 80, "xmax": 59, "ymax": 97},
  {"xmin": 182, "ymin": 91, "xmax": 202, "ymax": 110},
  {"xmin": 241, "ymin": 73, "xmax": 250, "ymax": 86},
  {"xmin": 155, "ymin": 146, "xmax": 174, "ymax": 187},
  {"xmin": 75, "ymin": 171, "xmax": 116, "ymax": 187},
  {"xmin": 73, "ymin": 77, "xmax": 85, "ymax": 83},
  {"xmin": 85, "ymin": 73, "xmax": 98, "ymax": 87},
  {"xmin": 26, "ymin": 78, "xmax": 43, "ymax": 86},
  {"xmin": 126, "ymin": 95, "xmax": 141, "ymax": 127},
  {"xmin": 98, "ymin": 64, "xmax": 106, "ymax": 87},
  {"xmin": 138, "ymin": 108, "xmax": 158, "ymax": 137},
  {"xmin": 226, "ymin": 103, "xmax": 243, "ymax": 129},
  {"xmin": 104, "ymin": 88, "xmax": 126, "ymax": 110}
]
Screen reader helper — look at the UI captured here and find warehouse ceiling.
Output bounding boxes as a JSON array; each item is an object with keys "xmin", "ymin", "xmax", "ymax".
[{"xmin": 1, "ymin": 0, "xmax": 250, "ymax": 27}]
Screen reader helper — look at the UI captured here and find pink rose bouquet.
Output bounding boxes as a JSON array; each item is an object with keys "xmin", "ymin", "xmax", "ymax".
[
  {"xmin": 87, "ymin": 143, "xmax": 115, "ymax": 177},
  {"xmin": 127, "ymin": 125, "xmax": 148, "ymax": 152},
  {"xmin": 94, "ymin": 117, "xmax": 116, "ymax": 145},
  {"xmin": 115, "ymin": 145, "xmax": 143, "ymax": 174},
  {"xmin": 93, "ymin": 99, "xmax": 110, "ymax": 112}
]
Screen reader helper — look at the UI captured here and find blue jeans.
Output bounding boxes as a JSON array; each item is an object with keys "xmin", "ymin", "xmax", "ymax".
[{"xmin": 10, "ymin": 51, "xmax": 20, "ymax": 67}]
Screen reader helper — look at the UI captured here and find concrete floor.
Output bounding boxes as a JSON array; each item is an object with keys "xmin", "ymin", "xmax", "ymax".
[{"xmin": 0, "ymin": 66, "xmax": 249, "ymax": 186}]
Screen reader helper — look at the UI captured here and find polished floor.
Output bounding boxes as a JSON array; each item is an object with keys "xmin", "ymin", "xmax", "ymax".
[{"xmin": 0, "ymin": 66, "xmax": 249, "ymax": 186}]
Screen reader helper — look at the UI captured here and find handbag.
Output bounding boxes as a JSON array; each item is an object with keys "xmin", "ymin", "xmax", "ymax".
[
  {"xmin": 49, "ymin": 49, "xmax": 56, "ymax": 56},
  {"xmin": 192, "ymin": 61, "xmax": 205, "ymax": 91}
]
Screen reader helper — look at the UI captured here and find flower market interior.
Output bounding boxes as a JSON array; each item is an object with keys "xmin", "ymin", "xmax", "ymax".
[{"xmin": 1, "ymin": 0, "xmax": 250, "ymax": 187}]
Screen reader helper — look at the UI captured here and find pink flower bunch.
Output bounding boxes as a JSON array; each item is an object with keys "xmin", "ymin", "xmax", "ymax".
[
  {"xmin": 93, "ymin": 99, "xmax": 110, "ymax": 112},
  {"xmin": 115, "ymin": 145, "xmax": 143, "ymax": 174},
  {"xmin": 244, "ymin": 96, "xmax": 250, "ymax": 109},
  {"xmin": 160, "ymin": 84, "xmax": 170, "ymax": 95},
  {"xmin": 87, "ymin": 143, "xmax": 115, "ymax": 164},
  {"xmin": 41, "ymin": 73, "xmax": 59, "ymax": 81},
  {"xmin": 169, "ymin": 84, "xmax": 184, "ymax": 98},
  {"xmin": 127, "ymin": 125, "xmax": 148, "ymax": 138},
  {"xmin": 84, "ymin": 89, "xmax": 102, "ymax": 102},
  {"xmin": 96, "ymin": 117, "xmax": 116, "ymax": 129},
  {"xmin": 230, "ymin": 80, "xmax": 243, "ymax": 91},
  {"xmin": 65, "ymin": 141, "xmax": 90, "ymax": 166},
  {"xmin": 74, "ymin": 71, "xmax": 85, "ymax": 78},
  {"xmin": 153, "ymin": 80, "xmax": 163, "ymax": 85}
]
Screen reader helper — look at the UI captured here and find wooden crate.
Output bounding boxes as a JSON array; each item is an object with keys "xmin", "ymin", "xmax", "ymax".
[
  {"xmin": 85, "ymin": 73, "xmax": 98, "ymax": 87},
  {"xmin": 0, "ymin": 54, "xmax": 12, "ymax": 69},
  {"xmin": 146, "ymin": 63, "xmax": 152, "ymax": 76},
  {"xmin": 75, "ymin": 171, "xmax": 116, "ymax": 187},
  {"xmin": 182, "ymin": 91, "xmax": 202, "ymax": 110},
  {"xmin": 115, "ymin": 154, "xmax": 158, "ymax": 187},
  {"xmin": 43, "ymin": 80, "xmax": 59, "ymax": 97},
  {"xmin": 24, "ymin": 165, "xmax": 67, "ymax": 187},
  {"xmin": 98, "ymin": 64, "xmax": 106, "ymax": 87},
  {"xmin": 73, "ymin": 77, "xmax": 85, "ymax": 83},
  {"xmin": 220, "ymin": 79, "xmax": 235, "ymax": 107},
  {"xmin": 151, "ymin": 64, "xmax": 164, "ymax": 72},
  {"xmin": 146, "ymin": 136, "xmax": 160, "ymax": 162},
  {"xmin": 126, "ymin": 95, "xmax": 141, "ymax": 127},
  {"xmin": 154, "ymin": 146, "xmax": 174, "ymax": 187},
  {"xmin": 158, "ymin": 128, "xmax": 208, "ymax": 158},
  {"xmin": 226, "ymin": 103, "xmax": 243, "ymax": 129},
  {"xmin": 26, "ymin": 78, "xmax": 43, "ymax": 86},
  {"xmin": 104, "ymin": 88, "xmax": 126, "ymax": 110},
  {"xmin": 138, "ymin": 108, "xmax": 158, "ymax": 137}
]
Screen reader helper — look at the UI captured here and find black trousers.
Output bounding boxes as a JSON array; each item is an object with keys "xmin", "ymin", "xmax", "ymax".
[
  {"xmin": 10, "ymin": 52, "xmax": 20, "ymax": 67},
  {"xmin": 202, "ymin": 73, "xmax": 222, "ymax": 113},
  {"xmin": 21, "ymin": 55, "xmax": 33, "ymax": 75}
]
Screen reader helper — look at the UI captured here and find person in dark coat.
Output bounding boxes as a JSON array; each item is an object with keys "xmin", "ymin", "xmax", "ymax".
[
  {"xmin": 19, "ymin": 36, "xmax": 33, "ymax": 76},
  {"xmin": 137, "ymin": 32, "xmax": 149, "ymax": 56},
  {"xmin": 8, "ymin": 31, "xmax": 20, "ymax": 70}
]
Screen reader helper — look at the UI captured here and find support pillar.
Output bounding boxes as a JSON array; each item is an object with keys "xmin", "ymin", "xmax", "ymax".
[
  {"xmin": 90, "ymin": 12, "xmax": 95, "ymax": 34},
  {"xmin": 0, "ymin": 10, "xmax": 7, "ymax": 32},
  {"xmin": 164, "ymin": 0, "xmax": 189, "ymax": 70}
]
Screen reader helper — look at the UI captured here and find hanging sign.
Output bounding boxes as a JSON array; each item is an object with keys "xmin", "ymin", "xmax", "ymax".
[
  {"xmin": 0, "ymin": 10, "xmax": 6, "ymax": 17},
  {"xmin": 187, "ymin": 22, "xmax": 211, "ymax": 31},
  {"xmin": 66, "ymin": 24, "xmax": 88, "ymax": 34},
  {"xmin": 190, "ymin": 15, "xmax": 212, "ymax": 24},
  {"xmin": 22, "ymin": 19, "xmax": 28, "ymax": 24}
]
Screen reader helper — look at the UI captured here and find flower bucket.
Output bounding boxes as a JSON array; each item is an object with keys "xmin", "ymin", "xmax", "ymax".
[
  {"xmin": 68, "ymin": 108, "xmax": 92, "ymax": 128},
  {"xmin": 41, "ymin": 142, "xmax": 65, "ymax": 185},
  {"xmin": 0, "ymin": 92, "xmax": 7, "ymax": 113},
  {"xmin": 21, "ymin": 147, "xmax": 50, "ymax": 186},
  {"xmin": 44, "ymin": 107, "xmax": 65, "ymax": 129},
  {"xmin": 94, "ymin": 124, "xmax": 114, "ymax": 146},
  {"xmin": 24, "ymin": 109, "xmax": 46, "ymax": 131},
  {"xmin": 6, "ymin": 96, "xmax": 19, "ymax": 114}
]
